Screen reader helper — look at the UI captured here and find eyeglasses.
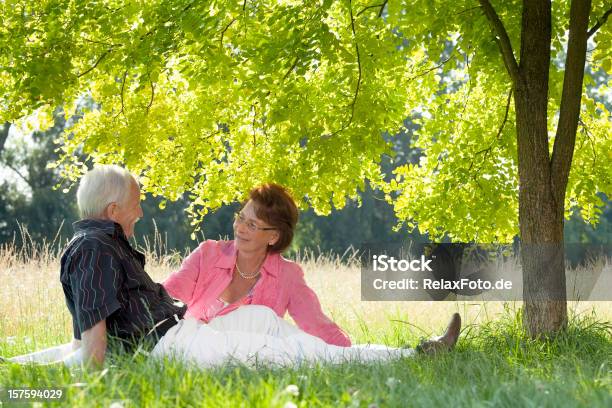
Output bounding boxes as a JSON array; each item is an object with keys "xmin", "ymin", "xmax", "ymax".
[{"xmin": 234, "ymin": 212, "xmax": 277, "ymax": 232}]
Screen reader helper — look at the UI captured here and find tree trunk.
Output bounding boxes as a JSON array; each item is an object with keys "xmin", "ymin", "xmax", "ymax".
[
  {"xmin": 515, "ymin": 0, "xmax": 567, "ymax": 337},
  {"xmin": 515, "ymin": 0, "xmax": 592, "ymax": 337},
  {"xmin": 0, "ymin": 122, "xmax": 10, "ymax": 154}
]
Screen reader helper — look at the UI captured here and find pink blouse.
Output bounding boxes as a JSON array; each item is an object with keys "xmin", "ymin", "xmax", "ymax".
[
  {"xmin": 162, "ymin": 240, "xmax": 351, "ymax": 346},
  {"xmin": 201, "ymin": 279, "xmax": 260, "ymax": 323}
]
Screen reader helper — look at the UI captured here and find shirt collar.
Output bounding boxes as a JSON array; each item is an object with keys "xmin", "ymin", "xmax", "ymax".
[
  {"xmin": 216, "ymin": 240, "xmax": 280, "ymax": 277},
  {"xmin": 73, "ymin": 218, "xmax": 127, "ymax": 241}
]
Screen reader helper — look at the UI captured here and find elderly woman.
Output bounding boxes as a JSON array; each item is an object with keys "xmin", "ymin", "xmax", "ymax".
[{"xmin": 162, "ymin": 183, "xmax": 351, "ymax": 346}]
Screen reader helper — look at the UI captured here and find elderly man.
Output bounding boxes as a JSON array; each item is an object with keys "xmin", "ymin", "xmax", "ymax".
[
  {"xmin": 59, "ymin": 165, "xmax": 187, "ymax": 365},
  {"xmin": 6, "ymin": 165, "xmax": 461, "ymax": 368},
  {"xmin": 8, "ymin": 165, "xmax": 186, "ymax": 366}
]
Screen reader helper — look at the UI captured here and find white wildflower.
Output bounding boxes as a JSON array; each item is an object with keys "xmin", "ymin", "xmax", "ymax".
[
  {"xmin": 283, "ymin": 384, "xmax": 299, "ymax": 397},
  {"xmin": 386, "ymin": 377, "xmax": 400, "ymax": 389}
]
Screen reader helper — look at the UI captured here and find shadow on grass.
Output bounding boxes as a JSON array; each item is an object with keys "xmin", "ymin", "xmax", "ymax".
[{"xmin": 463, "ymin": 306, "xmax": 611, "ymax": 364}]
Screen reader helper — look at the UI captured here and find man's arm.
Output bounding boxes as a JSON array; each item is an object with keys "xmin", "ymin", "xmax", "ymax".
[
  {"xmin": 81, "ymin": 319, "xmax": 107, "ymax": 367},
  {"xmin": 67, "ymin": 246, "xmax": 122, "ymax": 366}
]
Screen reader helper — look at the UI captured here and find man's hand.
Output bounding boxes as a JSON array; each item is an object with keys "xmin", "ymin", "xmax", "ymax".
[{"xmin": 81, "ymin": 319, "xmax": 107, "ymax": 368}]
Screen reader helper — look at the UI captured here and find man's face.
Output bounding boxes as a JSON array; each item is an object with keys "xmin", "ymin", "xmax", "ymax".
[{"xmin": 107, "ymin": 180, "xmax": 143, "ymax": 238}]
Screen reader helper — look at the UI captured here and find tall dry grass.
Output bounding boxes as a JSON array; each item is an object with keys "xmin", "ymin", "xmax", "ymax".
[{"xmin": 1, "ymin": 228, "xmax": 610, "ymax": 355}]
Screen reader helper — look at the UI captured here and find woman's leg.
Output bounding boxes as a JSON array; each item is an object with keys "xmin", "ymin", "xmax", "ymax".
[
  {"xmin": 61, "ymin": 347, "xmax": 84, "ymax": 367},
  {"xmin": 207, "ymin": 305, "xmax": 302, "ymax": 338},
  {"xmin": 153, "ymin": 311, "xmax": 460, "ymax": 366},
  {"xmin": 9, "ymin": 342, "xmax": 74, "ymax": 364},
  {"xmin": 152, "ymin": 317, "xmax": 414, "ymax": 367}
]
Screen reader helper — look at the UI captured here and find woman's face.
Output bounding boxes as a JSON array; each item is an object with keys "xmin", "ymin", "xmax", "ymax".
[{"xmin": 233, "ymin": 200, "xmax": 279, "ymax": 253}]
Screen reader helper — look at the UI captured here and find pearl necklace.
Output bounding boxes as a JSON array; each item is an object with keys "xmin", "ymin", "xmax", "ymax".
[{"xmin": 235, "ymin": 261, "xmax": 262, "ymax": 279}]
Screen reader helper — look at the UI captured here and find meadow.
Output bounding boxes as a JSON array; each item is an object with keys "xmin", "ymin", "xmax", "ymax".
[{"xmin": 0, "ymin": 235, "xmax": 610, "ymax": 407}]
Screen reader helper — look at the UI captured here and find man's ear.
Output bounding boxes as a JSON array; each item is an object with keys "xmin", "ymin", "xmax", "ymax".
[{"xmin": 105, "ymin": 202, "xmax": 119, "ymax": 221}]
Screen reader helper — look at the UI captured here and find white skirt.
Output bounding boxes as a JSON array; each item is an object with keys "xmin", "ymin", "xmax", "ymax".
[{"xmin": 151, "ymin": 305, "xmax": 415, "ymax": 367}]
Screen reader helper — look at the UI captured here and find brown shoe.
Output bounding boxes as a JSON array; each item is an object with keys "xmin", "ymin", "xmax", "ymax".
[{"xmin": 416, "ymin": 313, "xmax": 461, "ymax": 354}]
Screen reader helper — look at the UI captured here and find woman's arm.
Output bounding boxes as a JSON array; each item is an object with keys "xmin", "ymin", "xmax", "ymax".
[
  {"xmin": 286, "ymin": 265, "xmax": 351, "ymax": 347},
  {"xmin": 162, "ymin": 242, "xmax": 209, "ymax": 303}
]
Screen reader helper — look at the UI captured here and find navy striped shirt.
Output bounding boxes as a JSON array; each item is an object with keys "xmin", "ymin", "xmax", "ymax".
[{"xmin": 60, "ymin": 219, "xmax": 185, "ymax": 341}]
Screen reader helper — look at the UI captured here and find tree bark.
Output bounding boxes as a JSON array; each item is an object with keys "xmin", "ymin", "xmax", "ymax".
[
  {"xmin": 515, "ymin": 0, "xmax": 564, "ymax": 337},
  {"xmin": 0, "ymin": 122, "xmax": 10, "ymax": 154},
  {"xmin": 516, "ymin": 0, "xmax": 592, "ymax": 337},
  {"xmin": 552, "ymin": 0, "xmax": 592, "ymax": 201}
]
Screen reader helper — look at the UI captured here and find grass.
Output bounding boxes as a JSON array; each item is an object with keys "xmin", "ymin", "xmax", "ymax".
[{"xmin": 0, "ymin": 236, "xmax": 611, "ymax": 407}]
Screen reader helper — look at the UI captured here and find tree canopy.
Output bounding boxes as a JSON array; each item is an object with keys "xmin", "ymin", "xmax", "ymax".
[{"xmin": 1, "ymin": 0, "xmax": 610, "ymax": 241}]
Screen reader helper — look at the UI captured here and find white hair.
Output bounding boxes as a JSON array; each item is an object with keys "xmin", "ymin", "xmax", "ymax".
[{"xmin": 77, "ymin": 165, "xmax": 137, "ymax": 219}]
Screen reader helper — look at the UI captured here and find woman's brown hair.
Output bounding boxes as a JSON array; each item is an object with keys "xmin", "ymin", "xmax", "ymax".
[{"xmin": 247, "ymin": 183, "xmax": 298, "ymax": 253}]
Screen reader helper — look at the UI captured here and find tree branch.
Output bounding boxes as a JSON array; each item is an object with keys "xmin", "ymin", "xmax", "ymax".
[
  {"xmin": 120, "ymin": 69, "xmax": 128, "ymax": 114},
  {"xmin": 283, "ymin": 57, "xmax": 299, "ymax": 81},
  {"xmin": 456, "ymin": 6, "xmax": 481, "ymax": 16},
  {"xmin": 219, "ymin": 18, "xmax": 237, "ymax": 49},
  {"xmin": 114, "ymin": 69, "xmax": 129, "ymax": 119},
  {"xmin": 356, "ymin": 3, "xmax": 383, "ymax": 17},
  {"xmin": 551, "ymin": 0, "xmax": 592, "ymax": 204},
  {"xmin": 495, "ymin": 87, "xmax": 513, "ymax": 141},
  {"xmin": 587, "ymin": 6, "xmax": 612, "ymax": 38},
  {"xmin": 378, "ymin": 0, "xmax": 389, "ymax": 17},
  {"xmin": 81, "ymin": 36, "xmax": 122, "ymax": 48},
  {"xmin": 146, "ymin": 76, "xmax": 155, "ymax": 113},
  {"xmin": 251, "ymin": 103, "xmax": 257, "ymax": 146},
  {"xmin": 459, "ymin": 47, "xmax": 473, "ymax": 117},
  {"xmin": 378, "ymin": 0, "xmax": 388, "ymax": 17},
  {"xmin": 408, "ymin": 52, "xmax": 455, "ymax": 81},
  {"xmin": 356, "ymin": 1, "xmax": 387, "ymax": 18},
  {"xmin": 139, "ymin": 1, "xmax": 196, "ymax": 41},
  {"xmin": 578, "ymin": 118, "xmax": 598, "ymax": 172},
  {"xmin": 469, "ymin": 88, "xmax": 513, "ymax": 172},
  {"xmin": 478, "ymin": 0, "xmax": 520, "ymax": 84},
  {"xmin": 331, "ymin": 0, "xmax": 362, "ymax": 136},
  {"xmin": 348, "ymin": 1, "xmax": 362, "ymax": 128},
  {"xmin": 2, "ymin": 161, "xmax": 31, "ymax": 189},
  {"xmin": 77, "ymin": 49, "xmax": 113, "ymax": 78}
]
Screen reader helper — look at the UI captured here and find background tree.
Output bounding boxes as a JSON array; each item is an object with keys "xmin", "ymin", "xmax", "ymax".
[
  {"xmin": 0, "ymin": 110, "xmax": 197, "ymax": 250},
  {"xmin": 3, "ymin": 117, "xmax": 606, "ymax": 255},
  {"xmin": 1, "ymin": 0, "xmax": 610, "ymax": 337},
  {"xmin": 384, "ymin": 0, "xmax": 611, "ymax": 335},
  {"xmin": 0, "ymin": 107, "xmax": 419, "ymax": 252},
  {"xmin": 0, "ymin": 123, "xmax": 9, "ymax": 154},
  {"xmin": 0, "ymin": 115, "xmax": 78, "ymax": 245},
  {"xmin": 504, "ymin": 0, "xmax": 609, "ymax": 334}
]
